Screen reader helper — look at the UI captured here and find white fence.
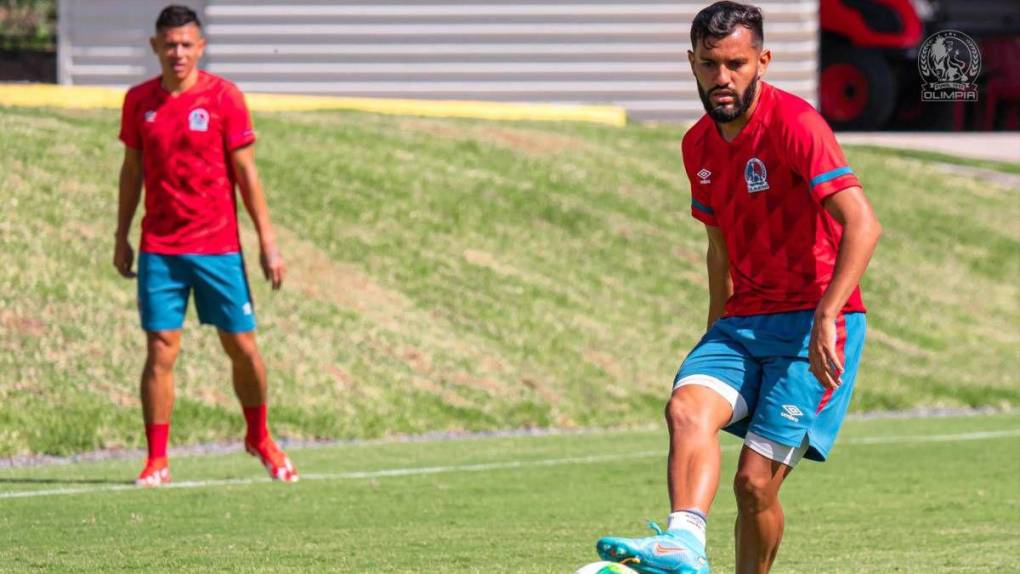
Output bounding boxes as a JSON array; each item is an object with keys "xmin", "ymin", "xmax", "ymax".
[{"xmin": 58, "ymin": 0, "xmax": 819, "ymax": 121}]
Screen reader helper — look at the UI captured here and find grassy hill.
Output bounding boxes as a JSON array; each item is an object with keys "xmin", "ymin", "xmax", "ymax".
[{"xmin": 1, "ymin": 105, "xmax": 1017, "ymax": 456}]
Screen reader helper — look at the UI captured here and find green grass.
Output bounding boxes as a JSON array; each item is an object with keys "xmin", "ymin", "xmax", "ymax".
[
  {"xmin": 1, "ymin": 105, "xmax": 1018, "ymax": 457},
  {"xmin": 844, "ymin": 144, "xmax": 1020, "ymax": 175},
  {"xmin": 1, "ymin": 414, "xmax": 1018, "ymax": 572}
]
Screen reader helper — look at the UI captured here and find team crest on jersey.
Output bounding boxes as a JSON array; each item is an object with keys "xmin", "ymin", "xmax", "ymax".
[
  {"xmin": 744, "ymin": 157, "xmax": 769, "ymax": 193},
  {"xmin": 188, "ymin": 108, "xmax": 209, "ymax": 132},
  {"xmin": 144, "ymin": 110, "xmax": 157, "ymax": 123}
]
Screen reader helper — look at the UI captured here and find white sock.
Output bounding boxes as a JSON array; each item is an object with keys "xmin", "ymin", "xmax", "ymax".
[{"xmin": 667, "ymin": 509, "xmax": 707, "ymax": 547}]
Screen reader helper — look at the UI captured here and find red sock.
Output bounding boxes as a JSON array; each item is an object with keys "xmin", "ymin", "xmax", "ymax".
[
  {"xmin": 145, "ymin": 423, "xmax": 169, "ymax": 461},
  {"xmin": 243, "ymin": 404, "xmax": 269, "ymax": 445}
]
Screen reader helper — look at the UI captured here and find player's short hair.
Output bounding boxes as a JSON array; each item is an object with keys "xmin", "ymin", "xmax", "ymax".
[
  {"xmin": 156, "ymin": 5, "xmax": 202, "ymax": 32},
  {"xmin": 691, "ymin": 1, "xmax": 764, "ymax": 50}
]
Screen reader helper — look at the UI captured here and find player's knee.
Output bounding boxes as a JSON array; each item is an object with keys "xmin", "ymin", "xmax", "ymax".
[
  {"xmin": 145, "ymin": 334, "xmax": 180, "ymax": 370},
  {"xmin": 221, "ymin": 333, "xmax": 261, "ymax": 365},
  {"xmin": 665, "ymin": 394, "xmax": 713, "ymax": 434},
  {"xmin": 733, "ymin": 469, "xmax": 777, "ymax": 512}
]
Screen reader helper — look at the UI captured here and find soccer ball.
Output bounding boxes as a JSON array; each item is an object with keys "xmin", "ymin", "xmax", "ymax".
[{"xmin": 573, "ymin": 561, "xmax": 638, "ymax": 574}]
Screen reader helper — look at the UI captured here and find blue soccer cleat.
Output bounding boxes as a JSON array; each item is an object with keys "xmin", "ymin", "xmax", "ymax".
[{"xmin": 596, "ymin": 521, "xmax": 710, "ymax": 574}]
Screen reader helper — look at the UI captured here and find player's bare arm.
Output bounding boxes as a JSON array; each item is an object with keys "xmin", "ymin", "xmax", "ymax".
[
  {"xmin": 230, "ymin": 144, "xmax": 285, "ymax": 290},
  {"xmin": 705, "ymin": 224, "xmax": 732, "ymax": 330},
  {"xmin": 113, "ymin": 146, "xmax": 143, "ymax": 278},
  {"xmin": 809, "ymin": 186, "xmax": 881, "ymax": 389}
]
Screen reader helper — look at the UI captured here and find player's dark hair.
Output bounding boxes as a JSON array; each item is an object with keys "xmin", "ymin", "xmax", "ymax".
[
  {"xmin": 691, "ymin": 1, "xmax": 764, "ymax": 50},
  {"xmin": 155, "ymin": 5, "xmax": 202, "ymax": 32}
]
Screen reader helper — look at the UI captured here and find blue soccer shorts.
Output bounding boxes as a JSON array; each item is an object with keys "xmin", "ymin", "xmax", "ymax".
[
  {"xmin": 137, "ymin": 252, "xmax": 256, "ymax": 333},
  {"xmin": 673, "ymin": 310, "xmax": 866, "ymax": 465}
]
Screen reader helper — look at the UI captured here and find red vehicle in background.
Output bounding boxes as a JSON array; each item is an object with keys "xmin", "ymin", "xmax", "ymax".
[{"xmin": 819, "ymin": 0, "xmax": 1020, "ymax": 130}]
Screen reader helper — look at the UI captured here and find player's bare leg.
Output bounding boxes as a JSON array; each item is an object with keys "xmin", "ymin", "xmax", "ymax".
[
  {"xmin": 596, "ymin": 385, "xmax": 729, "ymax": 572},
  {"xmin": 137, "ymin": 330, "xmax": 181, "ymax": 486},
  {"xmin": 218, "ymin": 329, "xmax": 298, "ymax": 482},
  {"xmin": 218, "ymin": 330, "xmax": 267, "ymax": 407},
  {"xmin": 733, "ymin": 447, "xmax": 793, "ymax": 573},
  {"xmin": 141, "ymin": 330, "xmax": 181, "ymax": 422},
  {"xmin": 666, "ymin": 385, "xmax": 733, "ymax": 514}
]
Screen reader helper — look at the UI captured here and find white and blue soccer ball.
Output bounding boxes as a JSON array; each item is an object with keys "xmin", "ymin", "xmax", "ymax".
[{"xmin": 573, "ymin": 561, "xmax": 639, "ymax": 574}]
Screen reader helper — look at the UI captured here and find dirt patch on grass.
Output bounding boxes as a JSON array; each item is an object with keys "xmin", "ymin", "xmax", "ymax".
[
  {"xmin": 462, "ymin": 248, "xmax": 560, "ymax": 293},
  {"xmin": 449, "ymin": 371, "xmax": 505, "ymax": 395},
  {"xmin": 410, "ymin": 377, "xmax": 474, "ymax": 409},
  {"xmin": 463, "ymin": 249, "xmax": 512, "ymax": 276},
  {"xmin": 401, "ymin": 346, "xmax": 433, "ymax": 374},
  {"xmin": 520, "ymin": 376, "xmax": 562, "ymax": 404},
  {"xmin": 583, "ymin": 350, "xmax": 624, "ymax": 380},
  {"xmin": 243, "ymin": 226, "xmax": 414, "ymax": 330},
  {"xmin": 0, "ymin": 310, "xmax": 46, "ymax": 337},
  {"xmin": 242, "ymin": 224, "xmax": 530, "ymax": 408}
]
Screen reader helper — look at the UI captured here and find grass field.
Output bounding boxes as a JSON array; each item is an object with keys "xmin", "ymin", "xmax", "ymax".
[
  {"xmin": 1, "ymin": 413, "xmax": 1018, "ymax": 573},
  {"xmin": 1, "ymin": 105, "xmax": 1018, "ymax": 458}
]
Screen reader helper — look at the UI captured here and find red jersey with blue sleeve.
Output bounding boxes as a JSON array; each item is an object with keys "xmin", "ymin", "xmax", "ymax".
[
  {"xmin": 681, "ymin": 82, "xmax": 866, "ymax": 317},
  {"xmin": 119, "ymin": 71, "xmax": 256, "ymax": 255}
]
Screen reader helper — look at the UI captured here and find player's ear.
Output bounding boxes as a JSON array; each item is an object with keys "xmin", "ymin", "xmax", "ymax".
[
  {"xmin": 687, "ymin": 49, "xmax": 696, "ymax": 73},
  {"xmin": 758, "ymin": 48, "xmax": 772, "ymax": 73},
  {"xmin": 149, "ymin": 35, "xmax": 159, "ymax": 54}
]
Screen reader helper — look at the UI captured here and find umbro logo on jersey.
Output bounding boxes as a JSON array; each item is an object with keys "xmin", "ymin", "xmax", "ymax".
[
  {"xmin": 145, "ymin": 110, "xmax": 157, "ymax": 123},
  {"xmin": 697, "ymin": 168, "xmax": 712, "ymax": 184},
  {"xmin": 744, "ymin": 157, "xmax": 769, "ymax": 193},
  {"xmin": 189, "ymin": 108, "xmax": 210, "ymax": 132},
  {"xmin": 781, "ymin": 404, "xmax": 804, "ymax": 422}
]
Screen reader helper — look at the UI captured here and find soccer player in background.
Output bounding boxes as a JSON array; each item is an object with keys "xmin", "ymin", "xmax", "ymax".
[
  {"xmin": 113, "ymin": 5, "xmax": 298, "ymax": 485},
  {"xmin": 596, "ymin": 2, "xmax": 881, "ymax": 572}
]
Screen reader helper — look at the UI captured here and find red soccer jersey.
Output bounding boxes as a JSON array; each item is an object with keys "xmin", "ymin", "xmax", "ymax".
[
  {"xmin": 119, "ymin": 71, "xmax": 256, "ymax": 255},
  {"xmin": 681, "ymin": 82, "xmax": 866, "ymax": 317}
]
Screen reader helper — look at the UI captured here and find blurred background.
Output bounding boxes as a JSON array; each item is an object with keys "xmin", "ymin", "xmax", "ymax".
[{"xmin": 1, "ymin": 0, "xmax": 1018, "ymax": 130}]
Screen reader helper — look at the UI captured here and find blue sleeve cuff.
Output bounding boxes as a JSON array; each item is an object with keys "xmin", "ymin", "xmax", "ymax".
[{"xmin": 810, "ymin": 166, "xmax": 854, "ymax": 188}]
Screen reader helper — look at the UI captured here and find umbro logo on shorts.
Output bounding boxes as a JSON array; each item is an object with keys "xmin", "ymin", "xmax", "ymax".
[
  {"xmin": 697, "ymin": 168, "xmax": 712, "ymax": 184},
  {"xmin": 781, "ymin": 404, "xmax": 803, "ymax": 422}
]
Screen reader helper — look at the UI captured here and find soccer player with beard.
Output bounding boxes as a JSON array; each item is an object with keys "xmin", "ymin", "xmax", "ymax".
[
  {"xmin": 114, "ymin": 5, "xmax": 297, "ymax": 485},
  {"xmin": 596, "ymin": 2, "xmax": 881, "ymax": 573}
]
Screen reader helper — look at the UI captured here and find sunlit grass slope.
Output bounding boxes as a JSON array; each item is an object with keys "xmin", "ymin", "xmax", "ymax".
[{"xmin": 1, "ymin": 106, "xmax": 1017, "ymax": 455}]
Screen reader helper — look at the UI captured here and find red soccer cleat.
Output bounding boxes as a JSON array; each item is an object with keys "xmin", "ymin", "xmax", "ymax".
[
  {"xmin": 245, "ymin": 438, "xmax": 299, "ymax": 482},
  {"xmin": 135, "ymin": 457, "xmax": 171, "ymax": 487}
]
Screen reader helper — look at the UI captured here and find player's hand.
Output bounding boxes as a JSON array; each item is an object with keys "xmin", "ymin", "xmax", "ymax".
[
  {"xmin": 113, "ymin": 238, "xmax": 136, "ymax": 278},
  {"xmin": 260, "ymin": 245, "xmax": 285, "ymax": 290},
  {"xmin": 808, "ymin": 312, "xmax": 844, "ymax": 390}
]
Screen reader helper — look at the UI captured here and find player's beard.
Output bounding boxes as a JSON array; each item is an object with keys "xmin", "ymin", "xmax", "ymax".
[{"xmin": 698, "ymin": 74, "xmax": 759, "ymax": 123}]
